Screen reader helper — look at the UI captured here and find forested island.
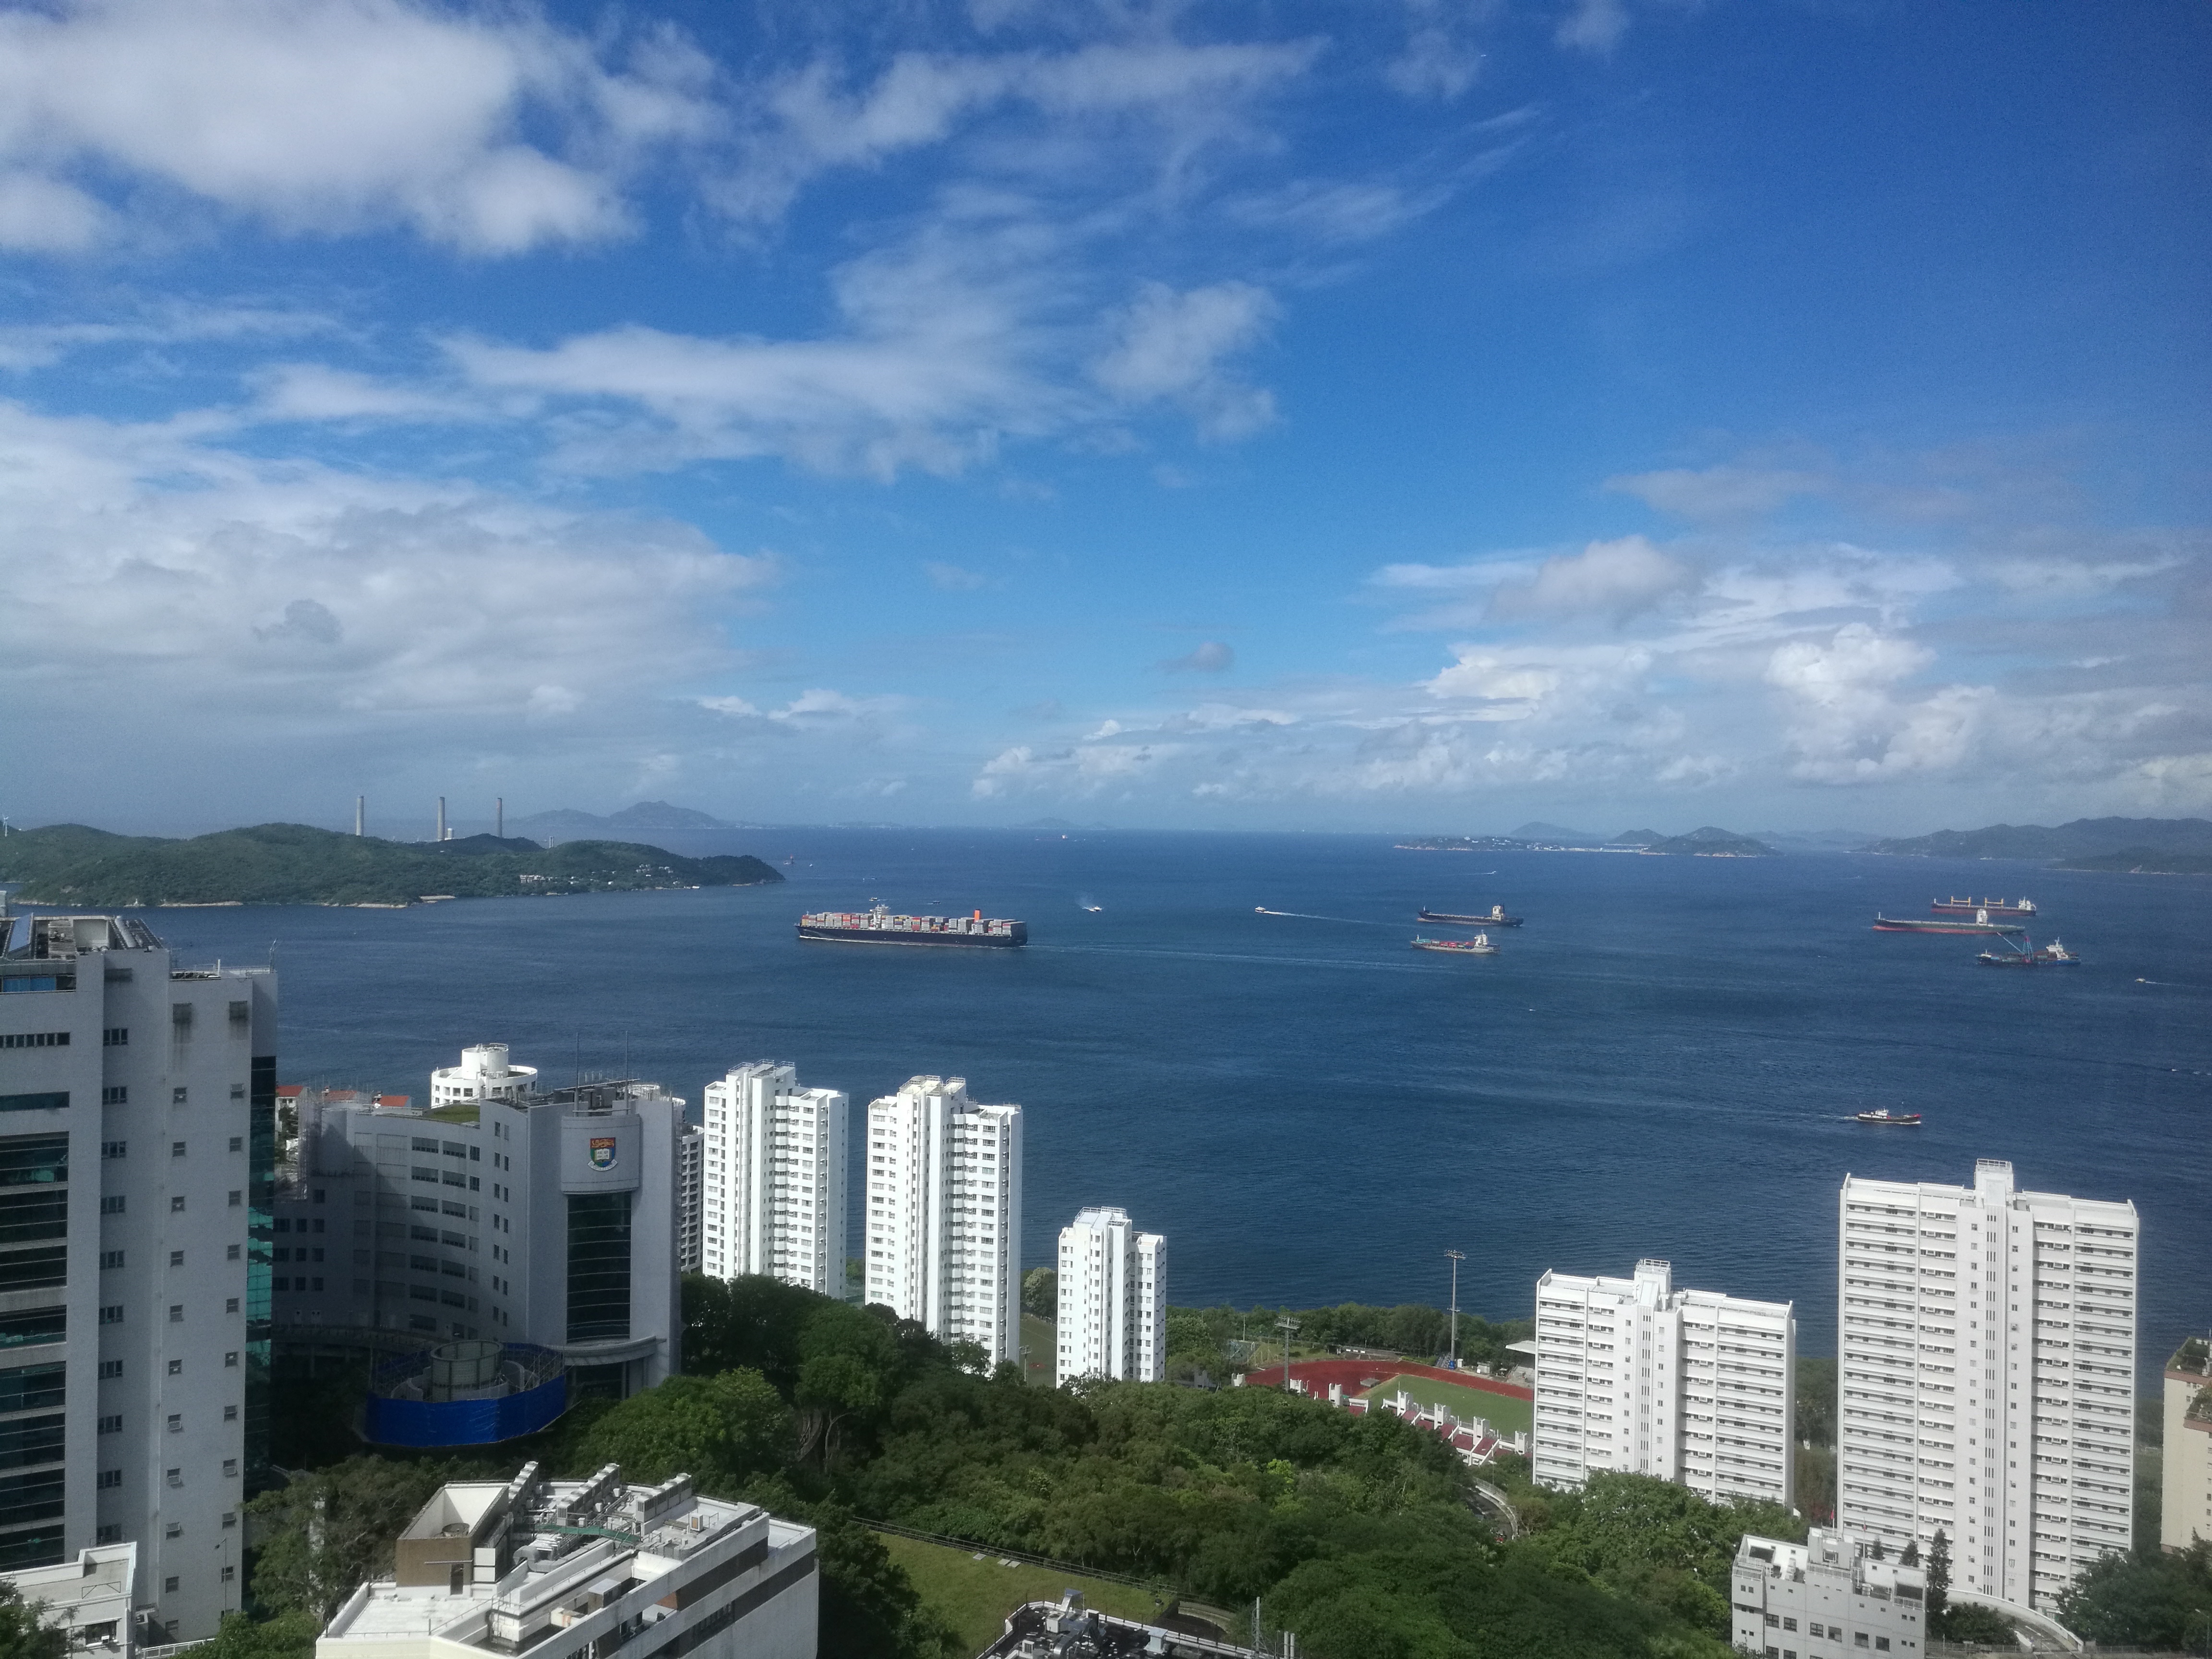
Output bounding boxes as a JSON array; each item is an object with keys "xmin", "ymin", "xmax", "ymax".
[
  {"xmin": 1395, "ymin": 826, "xmax": 1778, "ymax": 856},
  {"xmin": 1870, "ymin": 815, "xmax": 2212, "ymax": 873},
  {"xmin": 0, "ymin": 822, "xmax": 783, "ymax": 908}
]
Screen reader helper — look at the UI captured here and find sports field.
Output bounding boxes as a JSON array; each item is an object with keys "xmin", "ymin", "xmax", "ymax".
[{"xmin": 1360, "ymin": 1371, "xmax": 1534, "ymax": 1436}]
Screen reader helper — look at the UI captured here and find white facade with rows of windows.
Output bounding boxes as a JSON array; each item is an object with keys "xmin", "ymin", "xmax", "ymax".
[
  {"xmin": 271, "ymin": 1051, "xmax": 684, "ymax": 1400},
  {"xmin": 0, "ymin": 913, "xmax": 277, "ymax": 1646},
  {"xmin": 1055, "ymin": 1207, "xmax": 1166, "ymax": 1386},
  {"xmin": 864, "ymin": 1077, "xmax": 1022, "ymax": 1368},
  {"xmin": 1836, "ymin": 1160, "xmax": 2136, "ymax": 1611},
  {"xmin": 1533, "ymin": 1258, "xmax": 1795, "ymax": 1507},
  {"xmin": 1731, "ymin": 1527, "xmax": 1928, "ymax": 1659},
  {"xmin": 698, "ymin": 1063, "xmax": 848, "ymax": 1296}
]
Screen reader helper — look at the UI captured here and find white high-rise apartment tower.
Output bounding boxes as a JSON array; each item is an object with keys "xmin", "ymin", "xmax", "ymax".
[
  {"xmin": 0, "ymin": 913, "xmax": 278, "ymax": 1645},
  {"xmin": 699, "ymin": 1064, "xmax": 848, "ymax": 1296},
  {"xmin": 1837, "ymin": 1161, "xmax": 2136, "ymax": 1611},
  {"xmin": 1532, "ymin": 1258, "xmax": 1795, "ymax": 1507},
  {"xmin": 864, "ymin": 1077, "xmax": 1022, "ymax": 1367},
  {"xmin": 1055, "ymin": 1208, "xmax": 1166, "ymax": 1385}
]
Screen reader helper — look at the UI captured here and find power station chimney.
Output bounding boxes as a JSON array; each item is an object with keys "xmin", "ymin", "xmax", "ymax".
[
  {"xmin": 436, "ymin": 796, "xmax": 447, "ymax": 842},
  {"xmin": 355, "ymin": 795, "xmax": 364, "ymax": 837},
  {"xmin": 496, "ymin": 797, "xmax": 504, "ymax": 839}
]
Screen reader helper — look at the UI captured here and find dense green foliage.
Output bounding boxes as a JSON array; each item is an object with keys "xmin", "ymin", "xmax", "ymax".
[
  {"xmin": 1641, "ymin": 828, "xmax": 1777, "ymax": 856},
  {"xmin": 0, "ymin": 1578, "xmax": 68, "ymax": 1659},
  {"xmin": 2057, "ymin": 1539, "xmax": 2212, "ymax": 1649},
  {"xmin": 223, "ymin": 1276, "xmax": 1821, "ymax": 1659},
  {"xmin": 1022, "ymin": 1265, "xmax": 1057, "ymax": 1318},
  {"xmin": 0, "ymin": 821, "xmax": 781, "ymax": 905},
  {"xmin": 1167, "ymin": 1299, "xmax": 1532, "ymax": 1377}
]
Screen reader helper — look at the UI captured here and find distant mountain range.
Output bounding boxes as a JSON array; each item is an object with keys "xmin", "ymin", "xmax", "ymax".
[
  {"xmin": 1870, "ymin": 816, "xmax": 2212, "ymax": 874},
  {"xmin": 0, "ymin": 823, "xmax": 782, "ymax": 907},
  {"xmin": 507, "ymin": 800, "xmax": 756, "ymax": 837}
]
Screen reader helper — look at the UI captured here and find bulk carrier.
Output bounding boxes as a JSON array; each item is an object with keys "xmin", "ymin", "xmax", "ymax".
[
  {"xmin": 797, "ymin": 904, "xmax": 1027, "ymax": 948},
  {"xmin": 1872, "ymin": 908, "xmax": 2026, "ymax": 937}
]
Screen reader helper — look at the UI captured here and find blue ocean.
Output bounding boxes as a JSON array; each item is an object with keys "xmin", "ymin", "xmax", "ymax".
[{"xmin": 140, "ymin": 830, "xmax": 2210, "ymax": 1382}]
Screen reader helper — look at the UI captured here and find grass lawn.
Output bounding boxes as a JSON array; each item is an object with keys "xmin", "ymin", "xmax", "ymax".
[
  {"xmin": 1360, "ymin": 1372, "xmax": 1534, "ymax": 1436},
  {"xmin": 879, "ymin": 1531, "xmax": 1168, "ymax": 1655},
  {"xmin": 1019, "ymin": 1312, "xmax": 1057, "ymax": 1387}
]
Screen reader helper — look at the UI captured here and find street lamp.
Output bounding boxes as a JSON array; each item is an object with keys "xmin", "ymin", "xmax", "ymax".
[{"xmin": 1445, "ymin": 1250, "xmax": 1465, "ymax": 1369}]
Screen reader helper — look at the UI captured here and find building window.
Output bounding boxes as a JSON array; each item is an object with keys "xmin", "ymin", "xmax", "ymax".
[
  {"xmin": 97, "ymin": 1415, "xmax": 121, "ymax": 1433},
  {"xmin": 224, "ymin": 1404, "xmax": 238, "ymax": 1420},
  {"xmin": 229, "ymin": 1136, "xmax": 242, "ymax": 1152},
  {"xmin": 167, "ymin": 1360, "xmax": 181, "ymax": 1376},
  {"xmin": 172, "ymin": 1141, "xmax": 186, "ymax": 1157},
  {"xmin": 224, "ymin": 1352, "xmax": 239, "ymax": 1367},
  {"xmin": 225, "ymin": 1298, "xmax": 239, "ymax": 1313},
  {"xmin": 164, "ymin": 1577, "xmax": 179, "ymax": 1594},
  {"xmin": 99, "ymin": 1250, "xmax": 124, "ymax": 1269},
  {"xmin": 101, "ymin": 1141, "xmax": 125, "ymax": 1159},
  {"xmin": 102, "ymin": 1087, "xmax": 127, "ymax": 1106},
  {"xmin": 97, "ymin": 1470, "xmax": 122, "ymax": 1489},
  {"xmin": 168, "ymin": 1414, "xmax": 182, "ymax": 1432},
  {"xmin": 165, "ymin": 1468, "xmax": 181, "ymax": 1488},
  {"xmin": 103, "ymin": 1028, "xmax": 127, "ymax": 1046},
  {"xmin": 94, "ymin": 1526, "xmax": 121, "ymax": 1545},
  {"xmin": 227, "ymin": 1244, "xmax": 240, "ymax": 1260},
  {"xmin": 170, "ymin": 1197, "xmax": 186, "ymax": 1212},
  {"xmin": 221, "ymin": 1565, "xmax": 236, "ymax": 1583},
  {"xmin": 98, "ymin": 1306, "xmax": 123, "ymax": 1325},
  {"xmin": 172, "ymin": 1088, "xmax": 187, "ymax": 1106},
  {"xmin": 170, "ymin": 1251, "xmax": 183, "ymax": 1267},
  {"xmin": 98, "ymin": 1360, "xmax": 121, "ymax": 1379},
  {"xmin": 100, "ymin": 1196, "xmax": 124, "ymax": 1214},
  {"xmin": 168, "ymin": 1305, "xmax": 183, "ymax": 1322},
  {"xmin": 223, "ymin": 1459, "xmax": 237, "ymax": 1477},
  {"xmin": 228, "ymin": 1190, "xmax": 241, "ymax": 1207},
  {"xmin": 566, "ymin": 1191, "xmax": 633, "ymax": 1343}
]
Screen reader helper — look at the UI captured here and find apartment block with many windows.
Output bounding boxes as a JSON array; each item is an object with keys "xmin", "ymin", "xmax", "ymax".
[
  {"xmin": 864, "ymin": 1077, "xmax": 1022, "ymax": 1368},
  {"xmin": 0, "ymin": 912, "xmax": 276, "ymax": 1645},
  {"xmin": 1836, "ymin": 1160, "xmax": 2136, "ymax": 1611},
  {"xmin": 699, "ymin": 1063, "xmax": 847, "ymax": 1296},
  {"xmin": 1055, "ymin": 1207, "xmax": 1165, "ymax": 1386},
  {"xmin": 1532, "ymin": 1258, "xmax": 1794, "ymax": 1508}
]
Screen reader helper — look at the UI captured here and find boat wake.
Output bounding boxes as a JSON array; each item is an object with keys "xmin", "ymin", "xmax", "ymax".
[{"xmin": 1254, "ymin": 907, "xmax": 1397, "ymax": 927}]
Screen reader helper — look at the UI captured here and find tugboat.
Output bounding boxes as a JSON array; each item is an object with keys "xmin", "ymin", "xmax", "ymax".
[
  {"xmin": 1419, "ymin": 905, "xmax": 1523, "ymax": 927},
  {"xmin": 1933, "ymin": 895, "xmax": 2036, "ymax": 918},
  {"xmin": 2033, "ymin": 938, "xmax": 2080, "ymax": 965},
  {"xmin": 1855, "ymin": 1108, "xmax": 1923, "ymax": 1126},
  {"xmin": 1412, "ymin": 932, "xmax": 1499, "ymax": 955}
]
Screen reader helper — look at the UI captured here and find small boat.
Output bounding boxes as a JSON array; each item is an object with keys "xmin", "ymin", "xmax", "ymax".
[
  {"xmin": 1856, "ymin": 1108, "xmax": 1922, "ymax": 1126},
  {"xmin": 1933, "ymin": 895, "xmax": 2036, "ymax": 917},
  {"xmin": 1413, "ymin": 932, "xmax": 1499, "ymax": 955},
  {"xmin": 1419, "ymin": 906, "xmax": 1523, "ymax": 927},
  {"xmin": 1081, "ymin": 904, "xmax": 1102, "ymax": 914}
]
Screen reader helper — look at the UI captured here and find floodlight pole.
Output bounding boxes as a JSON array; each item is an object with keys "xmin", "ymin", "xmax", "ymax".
[
  {"xmin": 1275, "ymin": 1316, "xmax": 1300, "ymax": 1391},
  {"xmin": 1446, "ymin": 1249, "xmax": 1466, "ymax": 1369}
]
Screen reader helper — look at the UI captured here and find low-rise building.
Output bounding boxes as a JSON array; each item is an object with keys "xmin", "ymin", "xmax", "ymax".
[
  {"xmin": 2164, "ymin": 1335, "xmax": 2212, "ymax": 1551},
  {"xmin": 316, "ymin": 1462, "xmax": 815, "ymax": 1659},
  {"xmin": 1533, "ymin": 1258, "xmax": 1795, "ymax": 1507},
  {"xmin": 1, "ymin": 1541, "xmax": 136, "ymax": 1657},
  {"xmin": 1730, "ymin": 1527, "xmax": 1928, "ymax": 1659}
]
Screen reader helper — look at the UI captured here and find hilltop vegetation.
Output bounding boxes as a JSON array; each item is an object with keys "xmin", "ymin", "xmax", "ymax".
[
  {"xmin": 1870, "ymin": 816, "xmax": 2212, "ymax": 868},
  {"xmin": 231, "ymin": 1276, "xmax": 1807, "ymax": 1659},
  {"xmin": 0, "ymin": 822, "xmax": 781, "ymax": 907}
]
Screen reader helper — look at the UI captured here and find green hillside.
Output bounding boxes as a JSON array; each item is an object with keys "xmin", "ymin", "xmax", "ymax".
[
  {"xmin": 1641, "ymin": 827, "xmax": 1776, "ymax": 856},
  {"xmin": 0, "ymin": 822, "xmax": 783, "ymax": 907},
  {"xmin": 1869, "ymin": 816, "xmax": 2212, "ymax": 862}
]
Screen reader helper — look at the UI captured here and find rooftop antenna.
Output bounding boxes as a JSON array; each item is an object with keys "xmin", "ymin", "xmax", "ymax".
[{"xmin": 1445, "ymin": 1249, "xmax": 1466, "ymax": 1369}]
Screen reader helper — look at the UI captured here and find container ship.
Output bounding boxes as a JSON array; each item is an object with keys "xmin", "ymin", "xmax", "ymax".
[
  {"xmin": 1873, "ymin": 909, "xmax": 2026, "ymax": 937},
  {"xmin": 1933, "ymin": 895, "xmax": 2037, "ymax": 918},
  {"xmin": 797, "ymin": 905, "xmax": 1026, "ymax": 948},
  {"xmin": 1419, "ymin": 906, "xmax": 1523, "ymax": 927}
]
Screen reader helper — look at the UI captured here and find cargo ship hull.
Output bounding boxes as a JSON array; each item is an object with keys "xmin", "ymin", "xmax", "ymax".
[
  {"xmin": 1933, "ymin": 896, "xmax": 2036, "ymax": 917},
  {"xmin": 1419, "ymin": 909, "xmax": 1523, "ymax": 927},
  {"xmin": 1873, "ymin": 914, "xmax": 2025, "ymax": 936},
  {"xmin": 797, "ymin": 924, "xmax": 1025, "ymax": 948}
]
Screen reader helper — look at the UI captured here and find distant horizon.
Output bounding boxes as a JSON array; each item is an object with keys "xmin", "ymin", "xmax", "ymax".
[{"xmin": 11, "ymin": 799, "xmax": 2208, "ymax": 848}]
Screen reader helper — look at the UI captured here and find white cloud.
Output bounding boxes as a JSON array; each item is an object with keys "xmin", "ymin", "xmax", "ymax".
[
  {"xmin": 0, "ymin": 171, "xmax": 109, "ymax": 251},
  {"xmin": 1093, "ymin": 280, "xmax": 1280, "ymax": 440},
  {"xmin": 924, "ymin": 561, "xmax": 989, "ymax": 590},
  {"xmin": 0, "ymin": 0, "xmax": 718, "ymax": 254},
  {"xmin": 1489, "ymin": 535, "xmax": 1694, "ymax": 620},
  {"xmin": 1160, "ymin": 640, "xmax": 1235, "ymax": 673},
  {"xmin": 1555, "ymin": 0, "xmax": 1630, "ymax": 53},
  {"xmin": 1606, "ymin": 464, "xmax": 1828, "ymax": 522}
]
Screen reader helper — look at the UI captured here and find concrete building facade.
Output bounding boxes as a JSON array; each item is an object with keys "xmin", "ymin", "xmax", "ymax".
[
  {"xmin": 864, "ymin": 1077, "xmax": 1022, "ymax": 1368},
  {"xmin": 1730, "ymin": 1527, "xmax": 1929, "ymax": 1659},
  {"xmin": 2162, "ymin": 1336, "xmax": 2212, "ymax": 1552},
  {"xmin": 316, "ymin": 1462, "xmax": 816, "ymax": 1659},
  {"xmin": 698, "ymin": 1063, "xmax": 848, "ymax": 1296},
  {"xmin": 1533, "ymin": 1258, "xmax": 1795, "ymax": 1508},
  {"xmin": 677, "ymin": 1124, "xmax": 701, "ymax": 1276},
  {"xmin": 272, "ymin": 1052, "xmax": 684, "ymax": 1399},
  {"xmin": 0, "ymin": 913, "xmax": 277, "ymax": 1644},
  {"xmin": 1054, "ymin": 1207, "xmax": 1166, "ymax": 1386},
  {"xmin": 1836, "ymin": 1161, "xmax": 2136, "ymax": 1610}
]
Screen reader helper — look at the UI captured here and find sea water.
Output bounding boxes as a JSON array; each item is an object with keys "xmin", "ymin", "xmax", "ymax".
[{"xmin": 136, "ymin": 829, "xmax": 2211, "ymax": 1379}]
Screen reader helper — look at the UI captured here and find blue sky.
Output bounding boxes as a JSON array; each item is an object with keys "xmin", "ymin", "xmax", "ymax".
[{"xmin": 1, "ymin": 0, "xmax": 2207, "ymax": 836}]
